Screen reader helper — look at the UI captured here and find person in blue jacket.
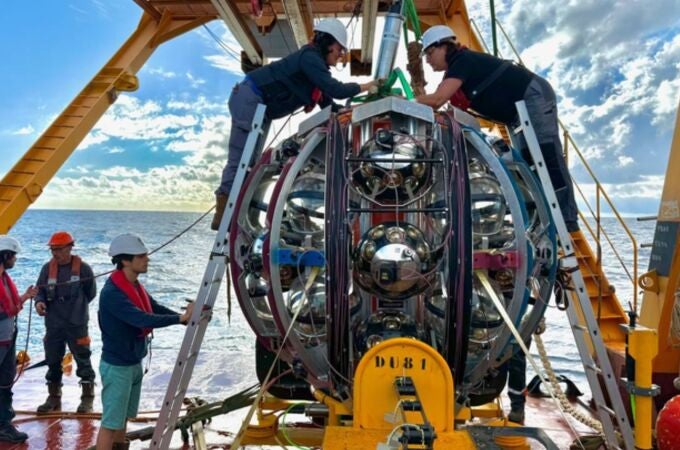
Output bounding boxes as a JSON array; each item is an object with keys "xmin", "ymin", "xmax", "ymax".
[
  {"xmin": 212, "ymin": 18, "xmax": 379, "ymax": 230},
  {"xmin": 95, "ymin": 233, "xmax": 194, "ymax": 450}
]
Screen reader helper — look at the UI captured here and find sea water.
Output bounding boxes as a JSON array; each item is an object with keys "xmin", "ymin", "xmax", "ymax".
[{"xmin": 7, "ymin": 209, "xmax": 657, "ymax": 407}]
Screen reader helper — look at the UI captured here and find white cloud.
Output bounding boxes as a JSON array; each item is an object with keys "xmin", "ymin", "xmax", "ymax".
[
  {"xmin": 10, "ymin": 125, "xmax": 34, "ymax": 135},
  {"xmin": 107, "ymin": 146, "xmax": 124, "ymax": 154},
  {"xmin": 145, "ymin": 67, "xmax": 177, "ymax": 79},
  {"xmin": 186, "ymin": 72, "xmax": 206, "ymax": 88},
  {"xmin": 617, "ymin": 155, "xmax": 634, "ymax": 167}
]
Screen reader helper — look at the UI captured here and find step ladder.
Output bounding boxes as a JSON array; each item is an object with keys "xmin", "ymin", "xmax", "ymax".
[
  {"xmin": 150, "ymin": 104, "xmax": 270, "ymax": 449},
  {"xmin": 511, "ymin": 101, "xmax": 635, "ymax": 450}
]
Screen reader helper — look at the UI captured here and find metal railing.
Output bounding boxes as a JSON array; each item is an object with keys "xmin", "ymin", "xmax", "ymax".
[{"xmin": 471, "ymin": 18, "xmax": 639, "ymax": 311}]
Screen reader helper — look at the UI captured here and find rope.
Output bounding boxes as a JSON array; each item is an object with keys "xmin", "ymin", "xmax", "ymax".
[
  {"xmin": 670, "ymin": 290, "xmax": 680, "ymax": 346},
  {"xmin": 230, "ymin": 267, "xmax": 321, "ymax": 449},
  {"xmin": 534, "ymin": 333, "xmax": 603, "ymax": 432},
  {"xmin": 11, "ymin": 208, "xmax": 214, "ymax": 385},
  {"xmin": 476, "ymin": 270, "xmax": 590, "ymax": 449},
  {"xmin": 0, "ymin": 298, "xmax": 34, "ymax": 388}
]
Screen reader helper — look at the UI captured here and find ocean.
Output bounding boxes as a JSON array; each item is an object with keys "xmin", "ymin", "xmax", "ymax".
[{"xmin": 7, "ymin": 209, "xmax": 657, "ymax": 410}]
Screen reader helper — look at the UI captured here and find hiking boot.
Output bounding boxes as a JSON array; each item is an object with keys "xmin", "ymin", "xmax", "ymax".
[
  {"xmin": 0, "ymin": 422, "xmax": 28, "ymax": 443},
  {"xmin": 77, "ymin": 381, "xmax": 95, "ymax": 413},
  {"xmin": 211, "ymin": 193, "xmax": 228, "ymax": 231},
  {"xmin": 37, "ymin": 382, "xmax": 62, "ymax": 414},
  {"xmin": 508, "ymin": 408, "xmax": 525, "ymax": 424}
]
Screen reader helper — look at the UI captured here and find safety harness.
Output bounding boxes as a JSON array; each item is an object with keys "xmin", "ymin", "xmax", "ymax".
[
  {"xmin": 46, "ymin": 255, "xmax": 82, "ymax": 302},
  {"xmin": 0, "ymin": 272, "xmax": 23, "ymax": 318},
  {"xmin": 447, "ymin": 47, "xmax": 513, "ymax": 112}
]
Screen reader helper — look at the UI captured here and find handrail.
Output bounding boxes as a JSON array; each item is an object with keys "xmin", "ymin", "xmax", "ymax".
[{"xmin": 483, "ymin": 18, "xmax": 639, "ymax": 311}]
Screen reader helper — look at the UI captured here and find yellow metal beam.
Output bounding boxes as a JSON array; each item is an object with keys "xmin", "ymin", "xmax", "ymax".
[
  {"xmin": 0, "ymin": 11, "xmax": 213, "ymax": 234},
  {"xmin": 639, "ymin": 98, "xmax": 680, "ymax": 374}
]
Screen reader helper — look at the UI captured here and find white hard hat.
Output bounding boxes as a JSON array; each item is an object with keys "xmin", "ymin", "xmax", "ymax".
[
  {"xmin": 0, "ymin": 235, "xmax": 21, "ymax": 253},
  {"xmin": 108, "ymin": 233, "xmax": 149, "ymax": 257},
  {"xmin": 420, "ymin": 25, "xmax": 456, "ymax": 56},
  {"xmin": 314, "ymin": 19, "xmax": 348, "ymax": 49}
]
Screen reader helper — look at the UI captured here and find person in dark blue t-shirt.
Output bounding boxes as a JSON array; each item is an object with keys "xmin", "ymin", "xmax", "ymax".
[
  {"xmin": 95, "ymin": 233, "xmax": 194, "ymax": 450},
  {"xmin": 416, "ymin": 25, "xmax": 579, "ymax": 233},
  {"xmin": 211, "ymin": 19, "xmax": 378, "ymax": 230}
]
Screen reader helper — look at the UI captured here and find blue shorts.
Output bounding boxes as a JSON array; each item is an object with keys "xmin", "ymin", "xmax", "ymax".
[{"xmin": 100, "ymin": 360, "xmax": 144, "ymax": 430}]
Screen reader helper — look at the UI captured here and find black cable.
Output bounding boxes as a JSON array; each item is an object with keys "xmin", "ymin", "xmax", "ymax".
[{"xmin": 30, "ymin": 207, "xmax": 215, "ymax": 290}]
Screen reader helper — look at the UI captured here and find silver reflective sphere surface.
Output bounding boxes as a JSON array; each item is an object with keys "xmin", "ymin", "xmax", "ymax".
[{"xmin": 354, "ymin": 223, "xmax": 437, "ymax": 299}]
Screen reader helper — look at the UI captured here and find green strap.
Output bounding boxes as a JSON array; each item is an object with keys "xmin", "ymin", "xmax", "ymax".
[{"xmin": 350, "ymin": 68, "xmax": 415, "ymax": 104}]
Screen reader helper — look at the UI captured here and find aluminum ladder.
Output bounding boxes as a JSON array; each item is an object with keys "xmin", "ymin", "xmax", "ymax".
[
  {"xmin": 150, "ymin": 104, "xmax": 269, "ymax": 449},
  {"xmin": 512, "ymin": 101, "xmax": 634, "ymax": 450}
]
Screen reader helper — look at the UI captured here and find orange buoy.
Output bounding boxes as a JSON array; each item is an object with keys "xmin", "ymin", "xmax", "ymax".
[{"xmin": 657, "ymin": 394, "xmax": 680, "ymax": 450}]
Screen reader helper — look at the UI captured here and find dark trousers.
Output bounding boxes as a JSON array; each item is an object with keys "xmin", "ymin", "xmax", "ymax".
[
  {"xmin": 44, "ymin": 325, "xmax": 95, "ymax": 384},
  {"xmin": 507, "ymin": 343, "xmax": 528, "ymax": 411},
  {"xmin": 518, "ymin": 77, "xmax": 579, "ymax": 227},
  {"xmin": 217, "ymin": 81, "xmax": 268, "ymax": 196},
  {"xmin": 0, "ymin": 339, "xmax": 16, "ymax": 424}
]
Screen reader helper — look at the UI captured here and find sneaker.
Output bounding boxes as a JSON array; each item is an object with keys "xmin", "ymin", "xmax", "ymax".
[
  {"xmin": 0, "ymin": 423, "xmax": 28, "ymax": 443},
  {"xmin": 508, "ymin": 409, "xmax": 525, "ymax": 424}
]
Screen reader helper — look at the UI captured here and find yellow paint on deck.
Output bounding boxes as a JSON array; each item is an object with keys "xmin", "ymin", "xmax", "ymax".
[{"xmin": 322, "ymin": 426, "xmax": 477, "ymax": 449}]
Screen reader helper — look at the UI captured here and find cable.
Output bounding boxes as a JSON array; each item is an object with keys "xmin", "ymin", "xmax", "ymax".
[
  {"xmin": 476, "ymin": 270, "xmax": 591, "ymax": 449},
  {"xmin": 230, "ymin": 267, "xmax": 321, "ymax": 449},
  {"xmin": 30, "ymin": 207, "xmax": 215, "ymax": 290},
  {"xmin": 0, "ymin": 298, "xmax": 34, "ymax": 388}
]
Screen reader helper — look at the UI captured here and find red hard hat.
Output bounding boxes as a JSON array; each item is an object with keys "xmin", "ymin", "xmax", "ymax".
[{"xmin": 48, "ymin": 231, "xmax": 75, "ymax": 247}]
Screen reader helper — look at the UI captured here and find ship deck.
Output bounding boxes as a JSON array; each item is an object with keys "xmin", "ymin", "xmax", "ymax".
[{"xmin": 2, "ymin": 360, "xmax": 601, "ymax": 450}]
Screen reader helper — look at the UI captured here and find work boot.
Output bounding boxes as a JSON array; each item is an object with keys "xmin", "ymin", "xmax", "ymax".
[
  {"xmin": 508, "ymin": 408, "xmax": 525, "ymax": 424},
  {"xmin": 77, "ymin": 381, "xmax": 95, "ymax": 413},
  {"xmin": 112, "ymin": 440, "xmax": 130, "ymax": 450},
  {"xmin": 211, "ymin": 193, "xmax": 228, "ymax": 231},
  {"xmin": 37, "ymin": 382, "xmax": 62, "ymax": 414},
  {"xmin": 0, "ymin": 422, "xmax": 28, "ymax": 443}
]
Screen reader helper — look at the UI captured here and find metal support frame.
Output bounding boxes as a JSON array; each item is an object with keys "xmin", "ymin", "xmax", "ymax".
[
  {"xmin": 150, "ymin": 104, "xmax": 270, "ymax": 449},
  {"xmin": 210, "ymin": 0, "xmax": 264, "ymax": 65},
  {"xmin": 512, "ymin": 100, "xmax": 635, "ymax": 450},
  {"xmin": 281, "ymin": 0, "xmax": 313, "ymax": 49},
  {"xmin": 361, "ymin": 0, "xmax": 379, "ymax": 62}
]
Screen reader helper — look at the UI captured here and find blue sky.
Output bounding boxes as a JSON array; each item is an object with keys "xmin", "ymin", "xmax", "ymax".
[{"xmin": 1, "ymin": 0, "xmax": 679, "ymax": 216}]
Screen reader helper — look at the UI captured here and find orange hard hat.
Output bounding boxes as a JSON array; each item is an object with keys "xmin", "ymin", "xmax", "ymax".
[{"xmin": 48, "ymin": 231, "xmax": 75, "ymax": 247}]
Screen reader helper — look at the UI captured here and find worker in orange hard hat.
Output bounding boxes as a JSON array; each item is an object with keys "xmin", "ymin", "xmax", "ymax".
[{"xmin": 34, "ymin": 231, "xmax": 97, "ymax": 414}]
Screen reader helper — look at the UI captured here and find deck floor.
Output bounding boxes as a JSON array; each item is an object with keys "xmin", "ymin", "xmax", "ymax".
[{"xmin": 2, "ymin": 361, "xmax": 600, "ymax": 449}]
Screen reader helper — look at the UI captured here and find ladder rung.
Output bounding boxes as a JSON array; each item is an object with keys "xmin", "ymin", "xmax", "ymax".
[
  {"xmin": 596, "ymin": 403, "xmax": 617, "ymax": 418},
  {"xmin": 585, "ymin": 363, "xmax": 602, "ymax": 375}
]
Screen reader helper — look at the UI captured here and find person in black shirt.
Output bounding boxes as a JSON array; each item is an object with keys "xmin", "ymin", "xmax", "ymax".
[
  {"xmin": 416, "ymin": 25, "xmax": 579, "ymax": 232},
  {"xmin": 212, "ymin": 19, "xmax": 378, "ymax": 230}
]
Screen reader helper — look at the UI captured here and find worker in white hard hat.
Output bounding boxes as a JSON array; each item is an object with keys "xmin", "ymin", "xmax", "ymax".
[
  {"xmin": 416, "ymin": 25, "xmax": 579, "ymax": 235},
  {"xmin": 212, "ymin": 18, "xmax": 379, "ymax": 230},
  {"xmin": 0, "ymin": 236, "xmax": 37, "ymax": 443},
  {"xmin": 95, "ymin": 233, "xmax": 194, "ymax": 450}
]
